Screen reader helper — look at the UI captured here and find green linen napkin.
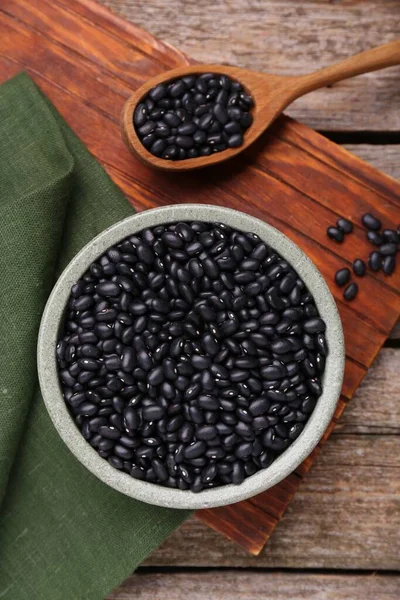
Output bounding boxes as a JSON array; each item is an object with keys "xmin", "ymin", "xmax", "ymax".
[{"xmin": 0, "ymin": 73, "xmax": 190, "ymax": 600}]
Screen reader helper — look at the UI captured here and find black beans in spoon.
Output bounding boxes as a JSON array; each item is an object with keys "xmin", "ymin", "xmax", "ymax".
[
  {"xmin": 134, "ymin": 74, "xmax": 254, "ymax": 160},
  {"xmin": 57, "ymin": 221, "xmax": 327, "ymax": 493}
]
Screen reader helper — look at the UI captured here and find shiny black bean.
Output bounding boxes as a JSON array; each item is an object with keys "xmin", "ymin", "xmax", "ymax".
[
  {"xmin": 98, "ymin": 425, "xmax": 120, "ymax": 440},
  {"xmin": 380, "ymin": 242, "xmax": 397, "ymax": 256},
  {"xmin": 367, "ymin": 231, "xmax": 383, "ymax": 246},
  {"xmin": 369, "ymin": 250, "xmax": 383, "ymax": 271},
  {"xmin": 335, "ymin": 267, "xmax": 351, "ymax": 287},
  {"xmin": 383, "ymin": 254, "xmax": 396, "ymax": 275},
  {"xmin": 142, "ymin": 404, "xmax": 165, "ymax": 421},
  {"xmin": 362, "ymin": 213, "xmax": 381, "ymax": 231},
  {"xmin": 327, "ymin": 227, "xmax": 344, "ymax": 243},
  {"xmin": 196, "ymin": 425, "xmax": 217, "ymax": 440},
  {"xmin": 353, "ymin": 259, "xmax": 366, "ymax": 277},
  {"xmin": 343, "ymin": 282, "xmax": 358, "ymax": 301},
  {"xmin": 336, "ymin": 217, "xmax": 353, "ymax": 233}
]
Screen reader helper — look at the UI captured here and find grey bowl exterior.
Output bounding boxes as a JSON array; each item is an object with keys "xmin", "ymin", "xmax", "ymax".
[{"xmin": 38, "ymin": 204, "xmax": 345, "ymax": 510}]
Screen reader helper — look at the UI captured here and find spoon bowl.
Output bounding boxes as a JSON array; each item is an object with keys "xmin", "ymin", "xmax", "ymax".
[
  {"xmin": 121, "ymin": 64, "xmax": 288, "ymax": 171},
  {"xmin": 121, "ymin": 41, "xmax": 400, "ymax": 171}
]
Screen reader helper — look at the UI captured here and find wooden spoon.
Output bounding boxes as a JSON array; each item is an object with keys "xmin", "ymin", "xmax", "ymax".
[{"xmin": 121, "ymin": 41, "xmax": 400, "ymax": 171}]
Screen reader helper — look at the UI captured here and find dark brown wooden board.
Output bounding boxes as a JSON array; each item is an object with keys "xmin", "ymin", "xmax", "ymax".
[{"xmin": 1, "ymin": 0, "xmax": 399, "ymax": 556}]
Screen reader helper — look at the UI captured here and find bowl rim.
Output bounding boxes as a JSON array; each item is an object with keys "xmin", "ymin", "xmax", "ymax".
[{"xmin": 38, "ymin": 204, "xmax": 345, "ymax": 510}]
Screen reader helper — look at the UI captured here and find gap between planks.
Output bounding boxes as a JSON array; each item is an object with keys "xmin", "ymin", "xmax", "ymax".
[{"xmin": 107, "ymin": 570, "xmax": 400, "ymax": 600}]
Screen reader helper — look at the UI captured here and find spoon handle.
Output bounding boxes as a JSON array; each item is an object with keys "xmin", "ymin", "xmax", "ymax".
[{"xmin": 293, "ymin": 40, "xmax": 400, "ymax": 96}]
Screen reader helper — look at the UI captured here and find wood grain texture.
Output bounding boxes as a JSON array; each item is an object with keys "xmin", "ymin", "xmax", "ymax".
[
  {"xmin": 1, "ymin": 0, "xmax": 399, "ymax": 557},
  {"xmin": 145, "ymin": 348, "xmax": 400, "ymax": 568},
  {"xmin": 107, "ymin": 572, "xmax": 400, "ymax": 600},
  {"xmin": 101, "ymin": 0, "xmax": 400, "ymax": 131}
]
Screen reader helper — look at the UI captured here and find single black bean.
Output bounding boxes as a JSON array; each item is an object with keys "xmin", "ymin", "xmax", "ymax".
[
  {"xmin": 336, "ymin": 217, "xmax": 353, "ymax": 234},
  {"xmin": 149, "ymin": 84, "xmax": 167, "ymax": 102},
  {"xmin": 335, "ymin": 268, "xmax": 351, "ymax": 287},
  {"xmin": 367, "ymin": 231, "xmax": 383, "ymax": 246},
  {"xmin": 327, "ymin": 227, "xmax": 344, "ymax": 243},
  {"xmin": 382, "ymin": 229, "xmax": 399, "ymax": 243},
  {"xmin": 99, "ymin": 425, "xmax": 120, "ymax": 440},
  {"xmin": 227, "ymin": 133, "xmax": 243, "ymax": 148},
  {"xmin": 231, "ymin": 461, "xmax": 245, "ymax": 485},
  {"xmin": 380, "ymin": 242, "xmax": 397, "ymax": 256},
  {"xmin": 362, "ymin": 213, "xmax": 381, "ymax": 231},
  {"xmin": 382, "ymin": 254, "xmax": 396, "ymax": 275},
  {"xmin": 270, "ymin": 339, "xmax": 293, "ymax": 354},
  {"xmin": 143, "ymin": 404, "xmax": 165, "ymax": 421},
  {"xmin": 369, "ymin": 250, "xmax": 383, "ymax": 271},
  {"xmin": 353, "ymin": 259, "xmax": 366, "ymax": 277},
  {"xmin": 303, "ymin": 318, "xmax": 326, "ymax": 334},
  {"xmin": 184, "ymin": 440, "xmax": 206, "ymax": 460}
]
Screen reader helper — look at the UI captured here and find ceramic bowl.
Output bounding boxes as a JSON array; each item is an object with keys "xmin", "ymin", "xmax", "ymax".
[{"xmin": 38, "ymin": 204, "xmax": 345, "ymax": 510}]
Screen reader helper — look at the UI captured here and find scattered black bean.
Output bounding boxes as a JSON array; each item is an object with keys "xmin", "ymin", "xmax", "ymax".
[
  {"xmin": 327, "ymin": 227, "xmax": 344, "ymax": 243},
  {"xmin": 369, "ymin": 250, "xmax": 382, "ymax": 272},
  {"xmin": 352, "ymin": 259, "xmax": 366, "ymax": 277},
  {"xmin": 380, "ymin": 243, "xmax": 397, "ymax": 256},
  {"xmin": 367, "ymin": 231, "xmax": 383, "ymax": 246},
  {"xmin": 57, "ymin": 221, "xmax": 327, "ymax": 492},
  {"xmin": 335, "ymin": 268, "xmax": 351, "ymax": 287},
  {"xmin": 362, "ymin": 213, "xmax": 381, "ymax": 231},
  {"xmin": 382, "ymin": 229, "xmax": 399, "ymax": 244},
  {"xmin": 343, "ymin": 282, "xmax": 358, "ymax": 301},
  {"xmin": 336, "ymin": 218, "xmax": 353, "ymax": 234},
  {"xmin": 134, "ymin": 74, "xmax": 253, "ymax": 160},
  {"xmin": 382, "ymin": 254, "xmax": 396, "ymax": 275}
]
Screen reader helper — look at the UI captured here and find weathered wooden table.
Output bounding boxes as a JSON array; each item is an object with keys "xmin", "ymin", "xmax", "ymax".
[{"xmin": 99, "ymin": 1, "xmax": 400, "ymax": 597}]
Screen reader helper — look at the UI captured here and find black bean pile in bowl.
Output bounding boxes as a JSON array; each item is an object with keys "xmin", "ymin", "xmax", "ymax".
[
  {"xmin": 56, "ymin": 221, "xmax": 328, "ymax": 493},
  {"xmin": 134, "ymin": 73, "xmax": 254, "ymax": 160}
]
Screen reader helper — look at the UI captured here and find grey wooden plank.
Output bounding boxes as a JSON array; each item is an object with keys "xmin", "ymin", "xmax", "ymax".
[
  {"xmin": 338, "ymin": 348, "xmax": 400, "ymax": 434},
  {"xmin": 108, "ymin": 571, "xmax": 400, "ymax": 599},
  {"xmin": 101, "ymin": 0, "xmax": 400, "ymax": 131},
  {"xmin": 342, "ymin": 146, "xmax": 399, "ymax": 182}
]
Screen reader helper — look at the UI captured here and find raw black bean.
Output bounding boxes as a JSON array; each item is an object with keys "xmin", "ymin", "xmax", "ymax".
[
  {"xmin": 362, "ymin": 213, "xmax": 381, "ymax": 231},
  {"xmin": 227, "ymin": 133, "xmax": 243, "ymax": 148},
  {"xmin": 336, "ymin": 218, "xmax": 353, "ymax": 234},
  {"xmin": 184, "ymin": 440, "xmax": 206, "ymax": 459},
  {"xmin": 382, "ymin": 229, "xmax": 399, "ymax": 243},
  {"xmin": 143, "ymin": 404, "xmax": 165, "ymax": 421},
  {"xmin": 367, "ymin": 231, "xmax": 383, "ymax": 246},
  {"xmin": 99, "ymin": 426, "xmax": 120, "ymax": 440},
  {"xmin": 353, "ymin": 259, "xmax": 366, "ymax": 277},
  {"xmin": 231, "ymin": 461, "xmax": 245, "ymax": 484},
  {"xmin": 196, "ymin": 425, "xmax": 217, "ymax": 440},
  {"xmin": 270, "ymin": 339, "xmax": 293, "ymax": 354},
  {"xmin": 335, "ymin": 268, "xmax": 351, "ymax": 287},
  {"xmin": 380, "ymin": 243, "xmax": 397, "ymax": 256},
  {"xmin": 382, "ymin": 254, "xmax": 396, "ymax": 275},
  {"xmin": 327, "ymin": 227, "xmax": 344, "ymax": 243},
  {"xmin": 369, "ymin": 251, "xmax": 382, "ymax": 272}
]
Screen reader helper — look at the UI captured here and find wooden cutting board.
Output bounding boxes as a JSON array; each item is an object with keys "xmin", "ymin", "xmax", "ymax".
[{"xmin": 1, "ymin": 0, "xmax": 399, "ymax": 556}]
